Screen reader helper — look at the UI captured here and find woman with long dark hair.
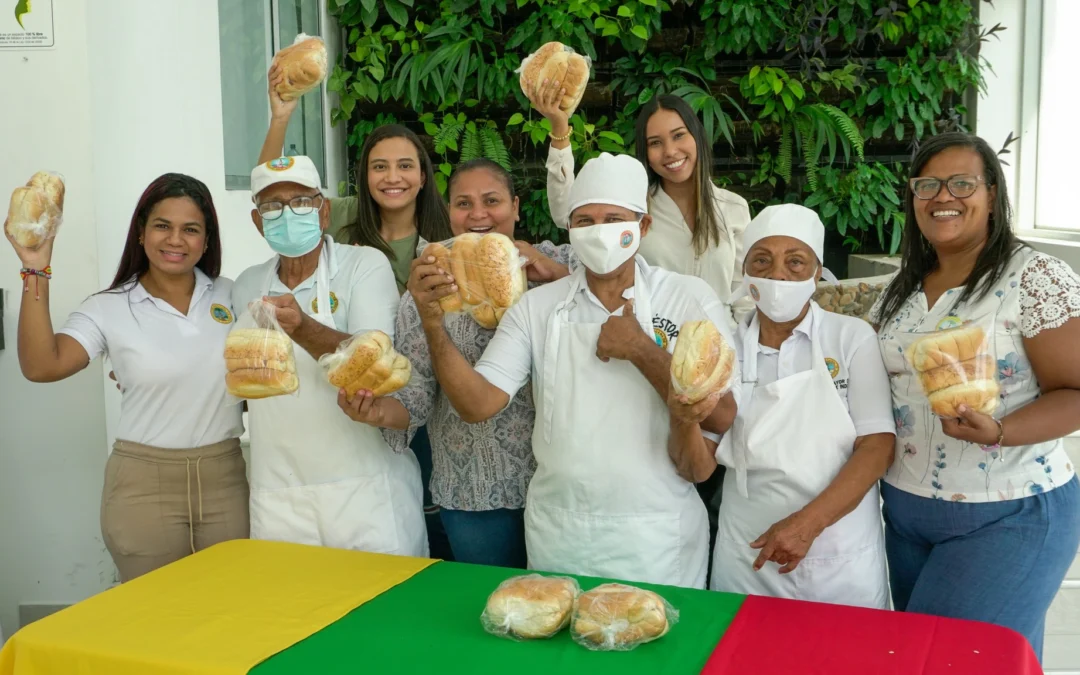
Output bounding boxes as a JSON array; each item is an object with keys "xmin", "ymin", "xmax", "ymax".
[
  {"xmin": 7, "ymin": 173, "xmax": 248, "ymax": 582},
  {"xmin": 873, "ymin": 132, "xmax": 1080, "ymax": 660}
]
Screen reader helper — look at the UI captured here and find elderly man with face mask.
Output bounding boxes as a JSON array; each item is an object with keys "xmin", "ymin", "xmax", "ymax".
[
  {"xmin": 412, "ymin": 153, "xmax": 739, "ymax": 588},
  {"xmin": 231, "ymin": 155, "xmax": 428, "ymax": 557},
  {"xmin": 710, "ymin": 204, "xmax": 895, "ymax": 608}
]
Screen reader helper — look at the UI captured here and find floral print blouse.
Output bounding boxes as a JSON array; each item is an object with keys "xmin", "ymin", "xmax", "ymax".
[{"xmin": 874, "ymin": 247, "xmax": 1080, "ymax": 502}]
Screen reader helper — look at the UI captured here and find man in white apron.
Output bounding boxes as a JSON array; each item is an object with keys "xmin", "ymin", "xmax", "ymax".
[
  {"xmin": 231, "ymin": 156, "xmax": 427, "ymax": 557},
  {"xmin": 409, "ymin": 153, "xmax": 738, "ymax": 588},
  {"xmin": 711, "ymin": 204, "xmax": 894, "ymax": 608}
]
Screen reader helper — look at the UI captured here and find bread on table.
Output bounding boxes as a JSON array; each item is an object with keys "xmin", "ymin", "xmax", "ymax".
[
  {"xmin": 518, "ymin": 41, "xmax": 591, "ymax": 116},
  {"xmin": 6, "ymin": 171, "xmax": 65, "ymax": 249},
  {"xmin": 571, "ymin": 583, "xmax": 672, "ymax": 650},
  {"xmin": 223, "ymin": 328, "xmax": 298, "ymax": 399},
  {"xmin": 907, "ymin": 325, "xmax": 999, "ymax": 418},
  {"xmin": 323, "ymin": 330, "xmax": 411, "ymax": 398},
  {"xmin": 271, "ymin": 34, "xmax": 328, "ymax": 101},
  {"xmin": 482, "ymin": 574, "xmax": 579, "ymax": 640},
  {"xmin": 430, "ymin": 233, "xmax": 524, "ymax": 328},
  {"xmin": 670, "ymin": 320, "xmax": 736, "ymax": 403}
]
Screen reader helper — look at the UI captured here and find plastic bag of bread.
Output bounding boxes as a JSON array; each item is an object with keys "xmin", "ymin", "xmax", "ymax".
[
  {"xmin": 6, "ymin": 171, "xmax": 65, "ymax": 249},
  {"xmin": 670, "ymin": 319, "xmax": 737, "ymax": 403},
  {"xmin": 224, "ymin": 299, "xmax": 299, "ymax": 400},
  {"xmin": 571, "ymin": 583, "xmax": 678, "ymax": 652},
  {"xmin": 517, "ymin": 41, "xmax": 591, "ymax": 117},
  {"xmin": 422, "ymin": 233, "xmax": 527, "ymax": 329},
  {"xmin": 271, "ymin": 34, "xmax": 328, "ymax": 101},
  {"xmin": 905, "ymin": 323, "xmax": 999, "ymax": 419},
  {"xmin": 481, "ymin": 574, "xmax": 580, "ymax": 641},
  {"xmin": 319, "ymin": 330, "xmax": 411, "ymax": 398}
]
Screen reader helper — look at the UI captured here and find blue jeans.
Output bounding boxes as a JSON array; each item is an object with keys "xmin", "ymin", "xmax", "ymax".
[
  {"xmin": 439, "ymin": 507, "xmax": 527, "ymax": 569},
  {"xmin": 882, "ymin": 475, "xmax": 1080, "ymax": 661}
]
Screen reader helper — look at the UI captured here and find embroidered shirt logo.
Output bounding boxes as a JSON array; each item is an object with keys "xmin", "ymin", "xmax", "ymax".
[
  {"xmin": 210, "ymin": 303, "xmax": 234, "ymax": 324},
  {"xmin": 311, "ymin": 291, "xmax": 339, "ymax": 314},
  {"xmin": 825, "ymin": 357, "xmax": 840, "ymax": 379},
  {"xmin": 620, "ymin": 231, "xmax": 634, "ymax": 248},
  {"xmin": 267, "ymin": 157, "xmax": 295, "ymax": 172}
]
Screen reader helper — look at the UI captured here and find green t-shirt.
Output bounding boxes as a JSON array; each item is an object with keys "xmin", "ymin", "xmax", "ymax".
[{"xmin": 328, "ymin": 196, "xmax": 416, "ymax": 295}]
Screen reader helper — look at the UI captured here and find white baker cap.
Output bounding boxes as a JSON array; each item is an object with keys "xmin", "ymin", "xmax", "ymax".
[
  {"xmin": 250, "ymin": 156, "xmax": 322, "ymax": 200},
  {"xmin": 743, "ymin": 204, "xmax": 838, "ymax": 282},
  {"xmin": 565, "ymin": 153, "xmax": 648, "ymax": 225}
]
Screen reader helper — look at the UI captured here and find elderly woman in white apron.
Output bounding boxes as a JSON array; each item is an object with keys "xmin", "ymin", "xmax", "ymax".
[{"xmin": 711, "ymin": 204, "xmax": 896, "ymax": 608}]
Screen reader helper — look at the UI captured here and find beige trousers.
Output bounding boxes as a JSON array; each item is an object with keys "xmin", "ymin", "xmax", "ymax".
[{"xmin": 101, "ymin": 438, "xmax": 250, "ymax": 582}]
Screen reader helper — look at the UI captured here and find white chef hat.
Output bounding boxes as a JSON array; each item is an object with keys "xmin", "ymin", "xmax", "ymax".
[
  {"xmin": 743, "ymin": 204, "xmax": 838, "ymax": 282},
  {"xmin": 565, "ymin": 153, "xmax": 649, "ymax": 225}
]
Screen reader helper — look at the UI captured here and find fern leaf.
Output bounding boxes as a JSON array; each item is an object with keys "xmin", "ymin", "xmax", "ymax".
[
  {"xmin": 480, "ymin": 126, "xmax": 511, "ymax": 170},
  {"xmin": 777, "ymin": 122, "xmax": 793, "ymax": 184},
  {"xmin": 433, "ymin": 117, "xmax": 463, "ymax": 156},
  {"xmin": 798, "ymin": 117, "xmax": 819, "ymax": 191},
  {"xmin": 819, "ymin": 104, "xmax": 865, "ymax": 161},
  {"xmin": 461, "ymin": 124, "xmax": 481, "ymax": 162}
]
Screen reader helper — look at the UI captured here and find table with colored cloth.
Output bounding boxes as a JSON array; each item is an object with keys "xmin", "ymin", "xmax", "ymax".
[{"xmin": 0, "ymin": 540, "xmax": 1042, "ymax": 675}]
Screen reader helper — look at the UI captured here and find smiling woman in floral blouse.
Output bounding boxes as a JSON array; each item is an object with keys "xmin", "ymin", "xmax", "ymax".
[{"xmin": 872, "ymin": 132, "xmax": 1080, "ymax": 661}]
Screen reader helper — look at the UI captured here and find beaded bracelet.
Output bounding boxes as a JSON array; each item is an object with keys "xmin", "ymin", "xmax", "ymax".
[
  {"xmin": 981, "ymin": 418, "xmax": 1005, "ymax": 451},
  {"xmin": 20, "ymin": 266, "xmax": 52, "ymax": 281},
  {"xmin": 549, "ymin": 130, "xmax": 572, "ymax": 142}
]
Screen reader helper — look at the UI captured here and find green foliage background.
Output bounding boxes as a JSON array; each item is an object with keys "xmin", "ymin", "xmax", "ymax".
[{"xmin": 327, "ymin": 0, "xmax": 1000, "ymax": 271}]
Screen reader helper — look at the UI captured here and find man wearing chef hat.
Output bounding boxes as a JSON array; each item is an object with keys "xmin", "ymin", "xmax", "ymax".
[
  {"xmin": 410, "ymin": 153, "xmax": 739, "ymax": 588},
  {"xmin": 710, "ymin": 203, "xmax": 895, "ymax": 607},
  {"xmin": 231, "ymin": 155, "xmax": 427, "ymax": 558}
]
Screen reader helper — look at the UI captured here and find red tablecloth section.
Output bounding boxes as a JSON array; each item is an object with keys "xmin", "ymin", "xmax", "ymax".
[{"xmin": 702, "ymin": 595, "xmax": 1043, "ymax": 675}]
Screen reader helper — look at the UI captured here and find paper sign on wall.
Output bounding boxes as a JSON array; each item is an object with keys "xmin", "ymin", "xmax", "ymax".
[{"xmin": 0, "ymin": 0, "xmax": 55, "ymax": 49}]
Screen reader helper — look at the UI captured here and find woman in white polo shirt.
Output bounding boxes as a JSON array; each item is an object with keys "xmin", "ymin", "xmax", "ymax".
[{"xmin": 7, "ymin": 173, "xmax": 247, "ymax": 582}]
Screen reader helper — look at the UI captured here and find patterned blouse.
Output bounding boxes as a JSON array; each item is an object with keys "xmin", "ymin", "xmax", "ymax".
[
  {"xmin": 873, "ymin": 247, "xmax": 1080, "ymax": 502},
  {"xmin": 382, "ymin": 241, "xmax": 574, "ymax": 511}
]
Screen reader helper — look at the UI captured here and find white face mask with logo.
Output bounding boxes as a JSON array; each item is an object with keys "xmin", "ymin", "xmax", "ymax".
[
  {"xmin": 569, "ymin": 220, "xmax": 641, "ymax": 275},
  {"xmin": 743, "ymin": 269, "xmax": 819, "ymax": 323}
]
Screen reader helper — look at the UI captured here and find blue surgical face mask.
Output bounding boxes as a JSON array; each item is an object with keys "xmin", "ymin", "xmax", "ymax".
[{"xmin": 263, "ymin": 209, "xmax": 324, "ymax": 258}]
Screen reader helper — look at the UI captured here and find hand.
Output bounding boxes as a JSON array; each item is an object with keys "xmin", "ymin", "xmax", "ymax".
[
  {"xmin": 596, "ymin": 300, "xmax": 650, "ymax": 363},
  {"xmin": 268, "ymin": 63, "xmax": 299, "ymax": 122},
  {"xmin": 261, "ymin": 294, "xmax": 305, "ymax": 335},
  {"xmin": 109, "ymin": 370, "xmax": 121, "ymax": 392},
  {"xmin": 337, "ymin": 389, "xmax": 386, "ymax": 427},
  {"xmin": 667, "ymin": 389, "xmax": 720, "ymax": 426},
  {"xmin": 5, "ymin": 222, "xmax": 54, "ymax": 270},
  {"xmin": 407, "ymin": 255, "xmax": 458, "ymax": 329},
  {"xmin": 527, "ymin": 77, "xmax": 570, "ymax": 138},
  {"xmin": 749, "ymin": 510, "xmax": 825, "ymax": 574},
  {"xmin": 940, "ymin": 404, "xmax": 1002, "ymax": 446},
  {"xmin": 515, "ymin": 241, "xmax": 568, "ymax": 283}
]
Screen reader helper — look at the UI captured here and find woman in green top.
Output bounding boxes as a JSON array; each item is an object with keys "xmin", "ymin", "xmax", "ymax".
[{"xmin": 259, "ymin": 65, "xmax": 452, "ymax": 294}]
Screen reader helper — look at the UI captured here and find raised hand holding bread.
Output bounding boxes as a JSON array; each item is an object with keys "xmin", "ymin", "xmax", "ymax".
[
  {"xmin": 6, "ymin": 171, "xmax": 65, "ymax": 251},
  {"xmin": 517, "ymin": 42, "xmax": 591, "ymax": 118},
  {"xmin": 270, "ymin": 34, "xmax": 328, "ymax": 101},
  {"xmin": 670, "ymin": 320, "xmax": 736, "ymax": 403},
  {"xmin": 421, "ymin": 233, "xmax": 525, "ymax": 329}
]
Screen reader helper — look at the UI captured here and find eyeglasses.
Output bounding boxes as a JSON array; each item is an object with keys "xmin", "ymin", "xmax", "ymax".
[
  {"xmin": 256, "ymin": 195, "xmax": 324, "ymax": 221},
  {"xmin": 908, "ymin": 175, "xmax": 989, "ymax": 200}
]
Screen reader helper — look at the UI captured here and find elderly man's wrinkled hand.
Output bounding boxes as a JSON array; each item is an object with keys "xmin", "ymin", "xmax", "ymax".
[
  {"xmin": 667, "ymin": 388, "xmax": 720, "ymax": 426},
  {"xmin": 749, "ymin": 510, "xmax": 825, "ymax": 574},
  {"xmin": 261, "ymin": 294, "xmax": 304, "ymax": 335}
]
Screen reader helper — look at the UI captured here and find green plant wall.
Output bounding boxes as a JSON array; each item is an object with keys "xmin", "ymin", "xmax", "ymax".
[{"xmin": 327, "ymin": 0, "xmax": 1001, "ymax": 269}]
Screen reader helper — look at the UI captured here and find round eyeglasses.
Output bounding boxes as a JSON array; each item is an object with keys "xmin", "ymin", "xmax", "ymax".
[
  {"xmin": 257, "ymin": 195, "xmax": 324, "ymax": 221},
  {"xmin": 909, "ymin": 175, "xmax": 989, "ymax": 200}
]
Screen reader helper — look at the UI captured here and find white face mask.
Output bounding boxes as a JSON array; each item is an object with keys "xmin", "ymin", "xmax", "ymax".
[
  {"xmin": 569, "ymin": 221, "xmax": 640, "ymax": 275},
  {"xmin": 744, "ymin": 271, "xmax": 818, "ymax": 323}
]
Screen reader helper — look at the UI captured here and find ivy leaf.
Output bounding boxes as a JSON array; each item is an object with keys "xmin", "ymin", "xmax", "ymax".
[
  {"xmin": 641, "ymin": 0, "xmax": 657, "ymax": 6},
  {"xmin": 507, "ymin": 113, "xmax": 525, "ymax": 126},
  {"xmin": 360, "ymin": 0, "xmax": 377, "ymax": 13},
  {"xmin": 618, "ymin": 5, "xmax": 633, "ymax": 17},
  {"xmin": 631, "ymin": 25, "xmax": 649, "ymax": 40},
  {"xmin": 894, "ymin": 121, "xmax": 904, "ymax": 141},
  {"xmin": 598, "ymin": 130, "xmax": 624, "ymax": 144},
  {"xmin": 385, "ymin": 0, "xmax": 409, "ymax": 27}
]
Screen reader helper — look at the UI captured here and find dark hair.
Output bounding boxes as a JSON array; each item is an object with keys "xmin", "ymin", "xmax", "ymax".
[
  {"xmin": 344, "ymin": 124, "xmax": 452, "ymax": 258},
  {"xmin": 107, "ymin": 173, "xmax": 221, "ymax": 291},
  {"xmin": 635, "ymin": 94, "xmax": 726, "ymax": 256},
  {"xmin": 875, "ymin": 132, "xmax": 1022, "ymax": 324},
  {"xmin": 449, "ymin": 159, "xmax": 517, "ymax": 200}
]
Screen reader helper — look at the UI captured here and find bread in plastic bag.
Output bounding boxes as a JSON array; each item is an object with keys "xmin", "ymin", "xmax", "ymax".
[
  {"xmin": 905, "ymin": 322, "xmax": 999, "ymax": 419},
  {"xmin": 271, "ymin": 33, "xmax": 328, "ymax": 101},
  {"xmin": 224, "ymin": 299, "xmax": 299, "ymax": 400},
  {"xmin": 319, "ymin": 330, "xmax": 411, "ymax": 398},
  {"xmin": 814, "ymin": 273, "xmax": 895, "ymax": 323},
  {"xmin": 422, "ymin": 233, "xmax": 527, "ymax": 329},
  {"xmin": 517, "ymin": 41, "xmax": 591, "ymax": 117},
  {"xmin": 570, "ymin": 583, "xmax": 677, "ymax": 651},
  {"xmin": 481, "ymin": 574, "xmax": 580, "ymax": 641},
  {"xmin": 670, "ymin": 319, "xmax": 736, "ymax": 403},
  {"xmin": 6, "ymin": 171, "xmax": 65, "ymax": 249}
]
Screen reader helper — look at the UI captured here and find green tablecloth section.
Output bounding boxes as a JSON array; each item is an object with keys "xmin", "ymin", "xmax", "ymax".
[{"xmin": 252, "ymin": 562, "xmax": 746, "ymax": 674}]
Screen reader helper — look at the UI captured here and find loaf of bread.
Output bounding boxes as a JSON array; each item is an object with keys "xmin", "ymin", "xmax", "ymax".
[
  {"xmin": 424, "ymin": 242, "xmax": 464, "ymax": 313},
  {"xmin": 571, "ymin": 584, "xmax": 674, "ymax": 651},
  {"xmin": 481, "ymin": 574, "xmax": 580, "ymax": 640},
  {"xmin": 6, "ymin": 171, "xmax": 65, "ymax": 249},
  {"xmin": 224, "ymin": 328, "xmax": 298, "ymax": 399},
  {"xmin": 450, "ymin": 234, "xmax": 487, "ymax": 305},
  {"xmin": 322, "ymin": 330, "xmax": 411, "ymax": 398},
  {"xmin": 422, "ymin": 233, "xmax": 524, "ymax": 328},
  {"xmin": 271, "ymin": 34, "xmax": 328, "ymax": 101},
  {"xmin": 907, "ymin": 325, "xmax": 999, "ymax": 418},
  {"xmin": 670, "ymin": 320, "xmax": 736, "ymax": 403},
  {"xmin": 518, "ymin": 42, "xmax": 591, "ymax": 116}
]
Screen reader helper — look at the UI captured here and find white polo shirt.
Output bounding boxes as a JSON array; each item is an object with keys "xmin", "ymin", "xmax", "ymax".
[
  {"xmin": 736, "ymin": 304, "xmax": 895, "ymax": 438},
  {"xmin": 57, "ymin": 268, "xmax": 244, "ymax": 449},
  {"xmin": 475, "ymin": 260, "xmax": 741, "ymax": 440},
  {"xmin": 231, "ymin": 241, "xmax": 399, "ymax": 338}
]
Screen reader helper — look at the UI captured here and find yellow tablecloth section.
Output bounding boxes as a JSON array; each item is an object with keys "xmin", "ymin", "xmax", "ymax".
[{"xmin": 0, "ymin": 539, "xmax": 436, "ymax": 675}]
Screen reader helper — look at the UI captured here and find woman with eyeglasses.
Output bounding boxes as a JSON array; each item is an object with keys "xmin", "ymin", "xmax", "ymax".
[{"xmin": 872, "ymin": 132, "xmax": 1080, "ymax": 660}]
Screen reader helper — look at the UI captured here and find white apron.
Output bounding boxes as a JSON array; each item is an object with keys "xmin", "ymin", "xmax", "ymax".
[
  {"xmin": 525, "ymin": 259, "xmax": 709, "ymax": 588},
  {"xmin": 711, "ymin": 303, "xmax": 887, "ymax": 608},
  {"xmin": 247, "ymin": 237, "xmax": 427, "ymax": 557}
]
